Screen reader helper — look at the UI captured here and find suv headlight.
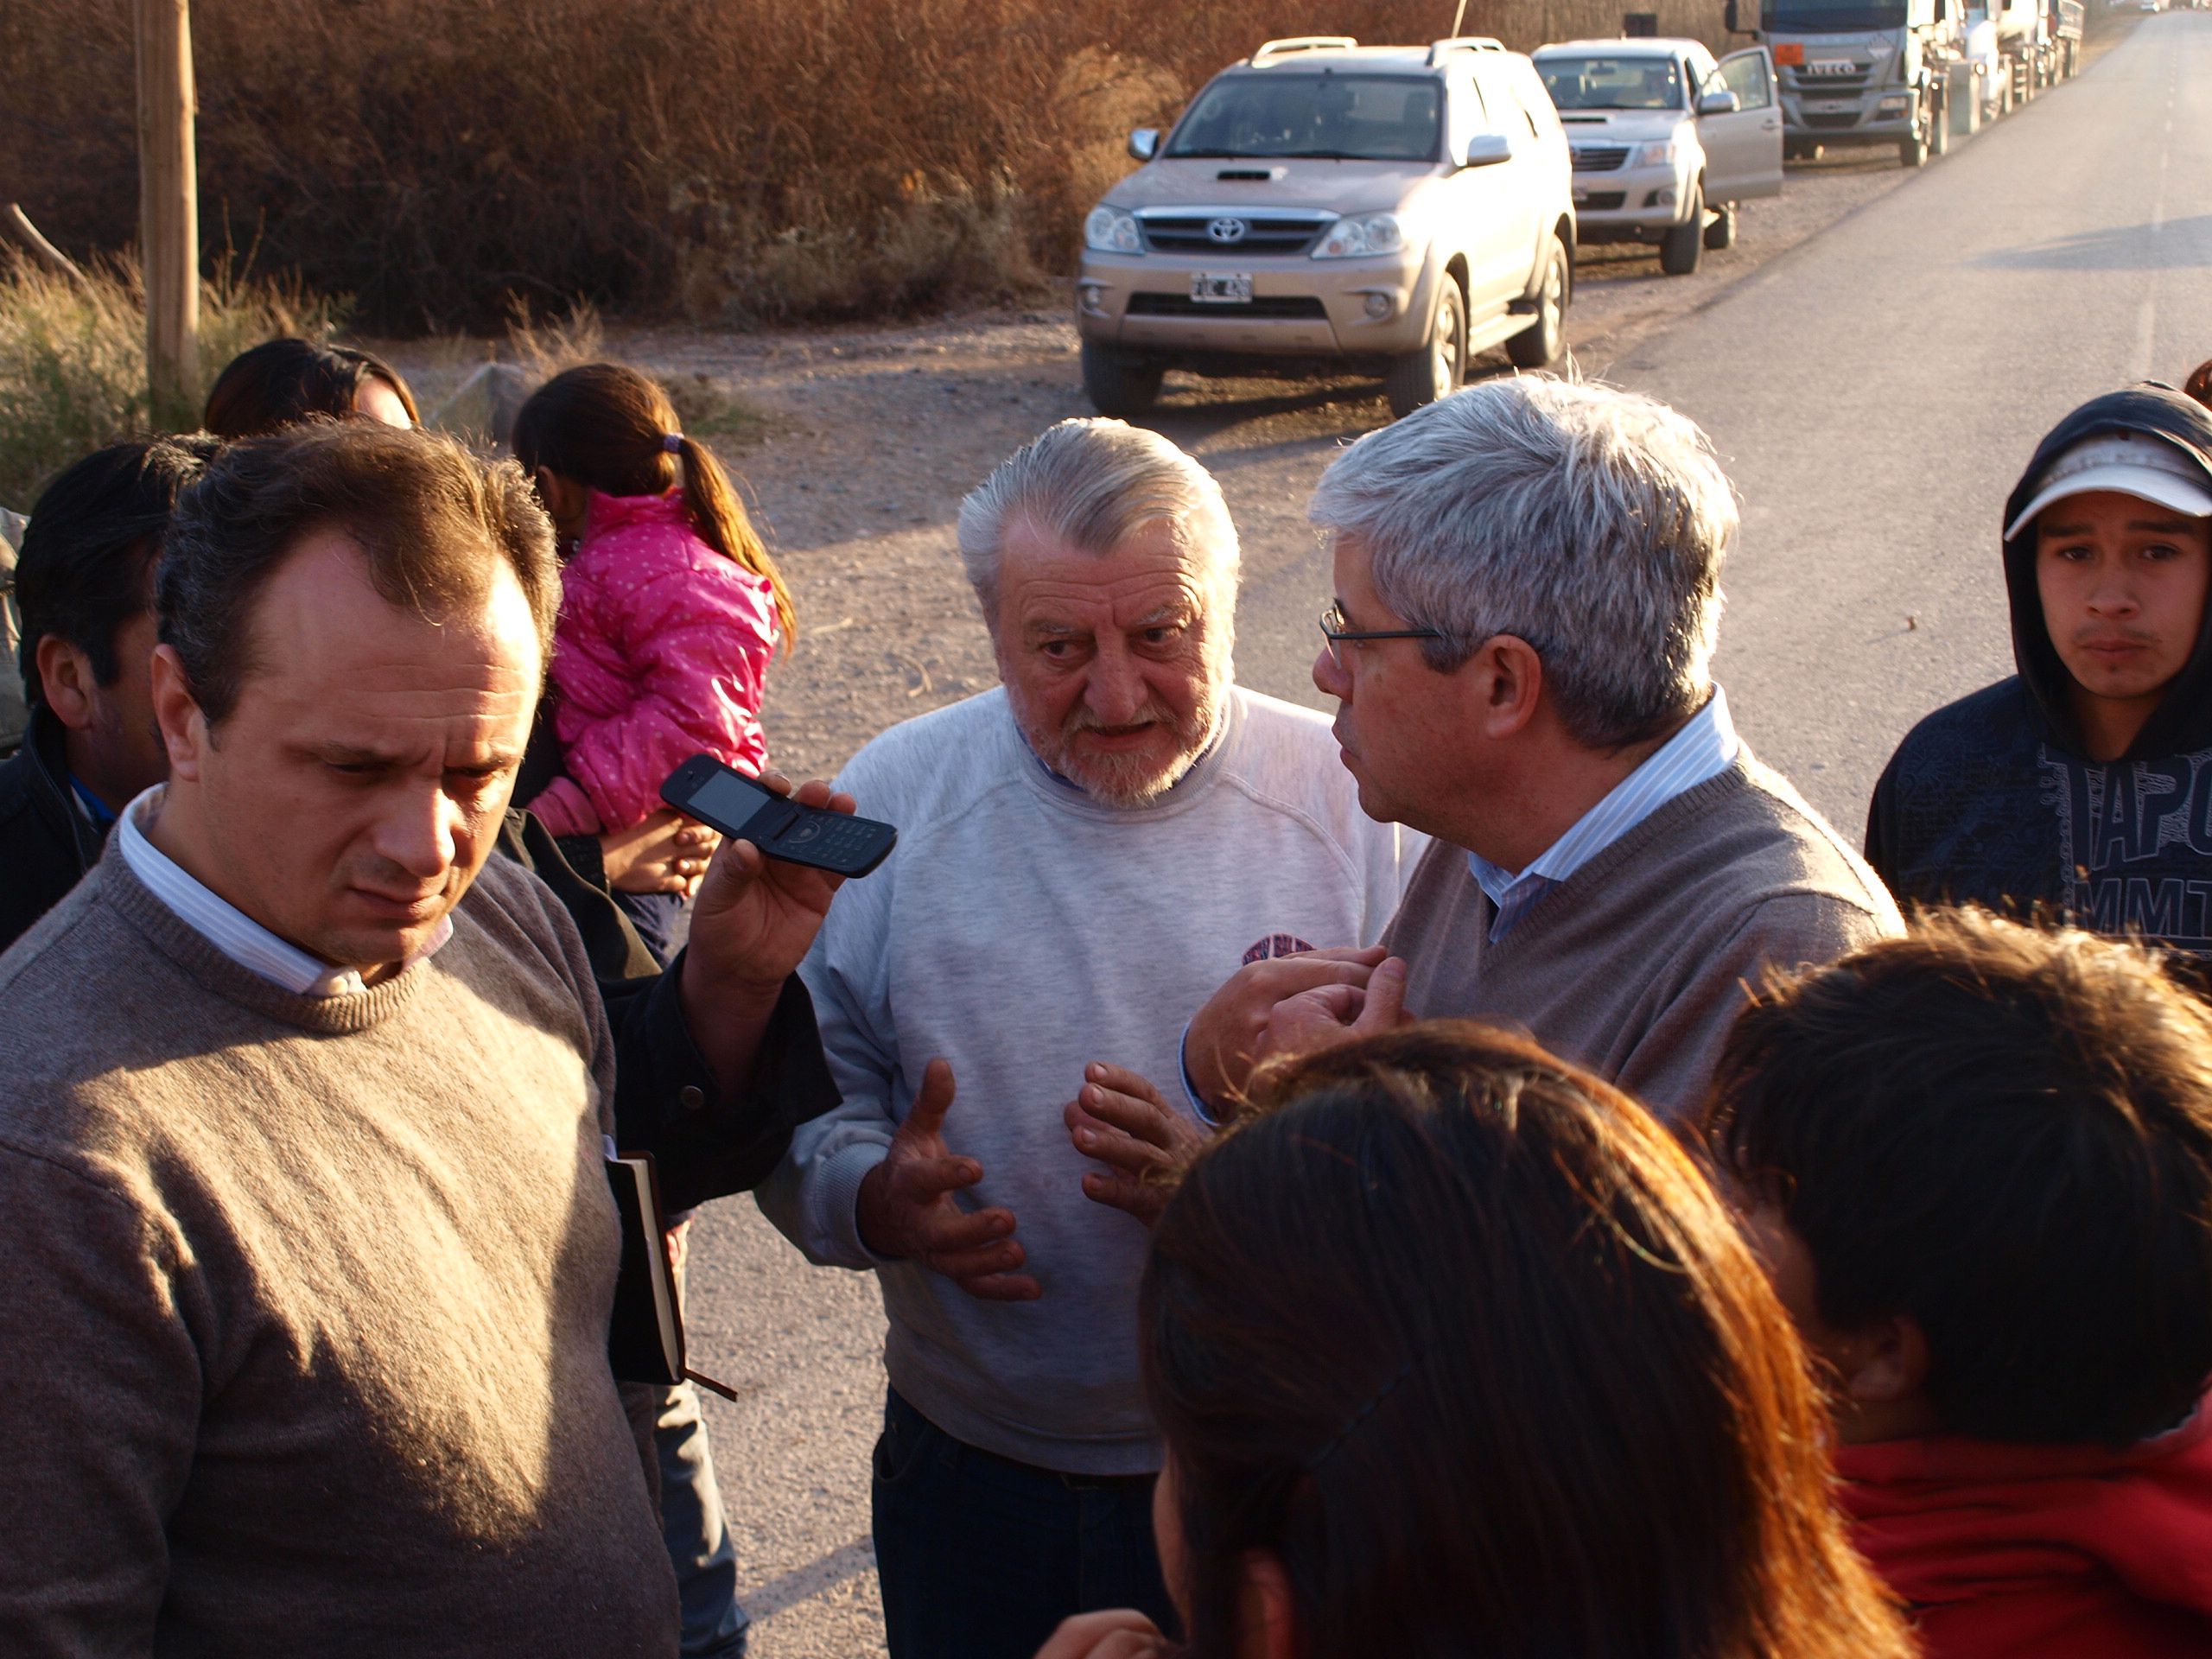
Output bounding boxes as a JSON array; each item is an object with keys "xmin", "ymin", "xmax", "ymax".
[
  {"xmin": 1084, "ymin": 206, "xmax": 1141, "ymax": 254},
  {"xmin": 1634, "ymin": 140, "xmax": 1678, "ymax": 168},
  {"xmin": 1312, "ymin": 213, "xmax": 1406, "ymax": 259}
]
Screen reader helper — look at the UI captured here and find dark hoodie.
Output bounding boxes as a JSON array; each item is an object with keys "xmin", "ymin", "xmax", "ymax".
[{"xmin": 1867, "ymin": 387, "xmax": 2212, "ymax": 957}]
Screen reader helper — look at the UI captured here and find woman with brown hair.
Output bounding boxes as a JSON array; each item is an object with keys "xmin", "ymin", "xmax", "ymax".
[
  {"xmin": 201, "ymin": 338, "xmax": 420, "ymax": 436},
  {"xmin": 1042, "ymin": 1023, "xmax": 1914, "ymax": 1659}
]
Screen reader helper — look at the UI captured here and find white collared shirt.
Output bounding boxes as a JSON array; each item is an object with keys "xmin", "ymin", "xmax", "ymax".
[
  {"xmin": 117, "ymin": 785, "xmax": 453, "ymax": 997},
  {"xmin": 1467, "ymin": 685, "xmax": 1740, "ymax": 941}
]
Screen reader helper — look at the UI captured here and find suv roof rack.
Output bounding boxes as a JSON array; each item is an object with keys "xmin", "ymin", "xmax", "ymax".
[
  {"xmin": 1250, "ymin": 35, "xmax": 1359, "ymax": 64},
  {"xmin": 1426, "ymin": 35, "xmax": 1506, "ymax": 63}
]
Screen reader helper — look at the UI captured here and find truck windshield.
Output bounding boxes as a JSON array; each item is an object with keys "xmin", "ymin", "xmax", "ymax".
[
  {"xmin": 1760, "ymin": 0, "xmax": 1909, "ymax": 29},
  {"xmin": 1536, "ymin": 55, "xmax": 1685, "ymax": 110},
  {"xmin": 1166, "ymin": 73, "xmax": 1443, "ymax": 162}
]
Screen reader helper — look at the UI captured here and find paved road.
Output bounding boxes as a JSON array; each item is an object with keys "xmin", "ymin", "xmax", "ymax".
[
  {"xmin": 681, "ymin": 22, "xmax": 2207, "ymax": 1653},
  {"xmin": 1624, "ymin": 11, "xmax": 2212, "ymax": 829}
]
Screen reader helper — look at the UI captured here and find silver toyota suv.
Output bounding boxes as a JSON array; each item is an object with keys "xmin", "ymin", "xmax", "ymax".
[
  {"xmin": 1076, "ymin": 35, "xmax": 1576, "ymax": 420},
  {"xmin": 1532, "ymin": 39, "xmax": 1782, "ymax": 276}
]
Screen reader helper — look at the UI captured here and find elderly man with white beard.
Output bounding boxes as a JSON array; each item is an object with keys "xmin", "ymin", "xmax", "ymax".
[{"xmin": 755, "ymin": 419, "xmax": 1416, "ymax": 1659}]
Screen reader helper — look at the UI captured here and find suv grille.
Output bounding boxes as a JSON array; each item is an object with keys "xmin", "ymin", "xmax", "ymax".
[
  {"xmin": 1127, "ymin": 293, "xmax": 1330, "ymax": 319},
  {"xmin": 1571, "ymin": 145, "xmax": 1631, "ymax": 172},
  {"xmin": 1138, "ymin": 212, "xmax": 1332, "ymax": 256}
]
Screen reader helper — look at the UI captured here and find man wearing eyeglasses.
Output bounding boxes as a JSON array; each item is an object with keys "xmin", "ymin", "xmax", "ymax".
[{"xmin": 1135, "ymin": 377, "xmax": 1900, "ymax": 1133}]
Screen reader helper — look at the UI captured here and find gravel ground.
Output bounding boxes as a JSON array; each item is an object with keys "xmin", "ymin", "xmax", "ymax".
[{"xmin": 381, "ymin": 140, "xmax": 1946, "ymax": 1658}]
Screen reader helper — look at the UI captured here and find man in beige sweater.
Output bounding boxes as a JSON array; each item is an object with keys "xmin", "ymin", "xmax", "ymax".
[
  {"xmin": 0, "ymin": 424, "xmax": 848, "ymax": 1656},
  {"xmin": 1159, "ymin": 377, "xmax": 1901, "ymax": 1128}
]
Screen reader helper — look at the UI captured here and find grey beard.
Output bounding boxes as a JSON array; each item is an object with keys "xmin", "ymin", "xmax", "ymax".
[{"xmin": 1014, "ymin": 688, "xmax": 1224, "ymax": 810}]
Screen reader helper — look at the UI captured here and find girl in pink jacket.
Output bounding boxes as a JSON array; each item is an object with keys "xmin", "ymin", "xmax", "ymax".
[{"xmin": 513, "ymin": 363, "xmax": 796, "ymax": 962}]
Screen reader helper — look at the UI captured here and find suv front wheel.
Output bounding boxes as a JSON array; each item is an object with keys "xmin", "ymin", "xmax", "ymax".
[
  {"xmin": 1385, "ymin": 283, "xmax": 1465, "ymax": 419},
  {"xmin": 1659, "ymin": 184, "xmax": 1705, "ymax": 276},
  {"xmin": 1081, "ymin": 342, "xmax": 1164, "ymax": 418},
  {"xmin": 1505, "ymin": 237, "xmax": 1567, "ymax": 369}
]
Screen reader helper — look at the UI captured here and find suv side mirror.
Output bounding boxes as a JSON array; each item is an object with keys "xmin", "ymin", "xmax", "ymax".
[
  {"xmin": 1698, "ymin": 89, "xmax": 1742, "ymax": 114},
  {"xmin": 1725, "ymin": 0, "xmax": 1744, "ymax": 29},
  {"xmin": 1463, "ymin": 132, "xmax": 1514, "ymax": 167},
  {"xmin": 1128, "ymin": 129, "xmax": 1161, "ymax": 162}
]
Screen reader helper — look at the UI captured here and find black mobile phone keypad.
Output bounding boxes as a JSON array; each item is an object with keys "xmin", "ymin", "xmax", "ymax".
[{"xmin": 777, "ymin": 814, "xmax": 880, "ymax": 861}]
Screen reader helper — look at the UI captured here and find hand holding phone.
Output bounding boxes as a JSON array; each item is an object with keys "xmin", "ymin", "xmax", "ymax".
[{"xmin": 660, "ymin": 753, "xmax": 898, "ymax": 878}]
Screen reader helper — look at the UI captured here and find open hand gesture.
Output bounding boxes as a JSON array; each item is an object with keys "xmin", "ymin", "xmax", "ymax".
[
  {"xmin": 1065, "ymin": 1063, "xmax": 1208, "ymax": 1227},
  {"xmin": 856, "ymin": 1058, "xmax": 1040, "ymax": 1301}
]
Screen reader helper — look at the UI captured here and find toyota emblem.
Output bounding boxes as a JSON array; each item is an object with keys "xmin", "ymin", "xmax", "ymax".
[{"xmin": 1206, "ymin": 217, "xmax": 1249, "ymax": 245}]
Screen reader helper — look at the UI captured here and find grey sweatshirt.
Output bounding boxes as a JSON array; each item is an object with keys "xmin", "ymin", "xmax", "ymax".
[
  {"xmin": 0, "ymin": 854, "xmax": 677, "ymax": 1657},
  {"xmin": 758, "ymin": 686, "xmax": 1419, "ymax": 1473},
  {"xmin": 1385, "ymin": 751, "xmax": 1903, "ymax": 1119}
]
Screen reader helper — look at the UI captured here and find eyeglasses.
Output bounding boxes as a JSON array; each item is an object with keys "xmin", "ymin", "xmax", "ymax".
[{"xmin": 1319, "ymin": 601, "xmax": 1446, "ymax": 671}]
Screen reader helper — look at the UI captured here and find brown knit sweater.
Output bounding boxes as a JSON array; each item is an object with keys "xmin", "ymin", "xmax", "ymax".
[
  {"xmin": 0, "ymin": 853, "xmax": 677, "ymax": 1656},
  {"xmin": 1383, "ymin": 753, "xmax": 1903, "ymax": 1119}
]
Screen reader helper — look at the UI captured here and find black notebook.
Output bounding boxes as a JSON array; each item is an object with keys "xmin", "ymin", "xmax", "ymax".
[{"xmin": 606, "ymin": 1152, "xmax": 738, "ymax": 1400}]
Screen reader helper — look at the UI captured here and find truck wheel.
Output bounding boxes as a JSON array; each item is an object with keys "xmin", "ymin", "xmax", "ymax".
[
  {"xmin": 1080, "ymin": 342, "xmax": 1163, "ymax": 418},
  {"xmin": 1386, "ymin": 283, "xmax": 1466, "ymax": 417},
  {"xmin": 1505, "ymin": 238, "xmax": 1567, "ymax": 368},
  {"xmin": 1703, "ymin": 202, "xmax": 1738, "ymax": 250},
  {"xmin": 1900, "ymin": 132, "xmax": 1929, "ymax": 168},
  {"xmin": 1931, "ymin": 99, "xmax": 1951, "ymax": 154},
  {"xmin": 1659, "ymin": 187, "xmax": 1704, "ymax": 276}
]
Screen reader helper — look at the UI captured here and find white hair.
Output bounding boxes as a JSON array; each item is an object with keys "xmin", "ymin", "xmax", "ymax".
[
  {"xmin": 1309, "ymin": 376, "xmax": 1735, "ymax": 748},
  {"xmin": 957, "ymin": 418, "xmax": 1240, "ymax": 621}
]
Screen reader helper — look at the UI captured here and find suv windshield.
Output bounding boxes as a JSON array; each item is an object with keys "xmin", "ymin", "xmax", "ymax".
[
  {"xmin": 1760, "ymin": 0, "xmax": 1908, "ymax": 29},
  {"xmin": 1166, "ymin": 73, "xmax": 1443, "ymax": 162},
  {"xmin": 1536, "ymin": 55, "xmax": 1685, "ymax": 110}
]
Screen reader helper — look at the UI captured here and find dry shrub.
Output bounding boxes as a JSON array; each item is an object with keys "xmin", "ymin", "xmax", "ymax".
[
  {"xmin": 0, "ymin": 251, "xmax": 342, "ymax": 505},
  {"xmin": 0, "ymin": 0, "xmax": 1735, "ymax": 333}
]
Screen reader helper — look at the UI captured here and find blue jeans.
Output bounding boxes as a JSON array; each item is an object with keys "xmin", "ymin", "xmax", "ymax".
[
  {"xmin": 872, "ymin": 1389, "xmax": 1176, "ymax": 1659},
  {"xmin": 613, "ymin": 888, "xmax": 684, "ymax": 969},
  {"xmin": 655, "ymin": 1381, "xmax": 751, "ymax": 1659}
]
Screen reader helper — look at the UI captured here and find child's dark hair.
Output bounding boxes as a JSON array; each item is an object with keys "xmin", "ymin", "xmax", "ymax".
[
  {"xmin": 202, "ymin": 338, "xmax": 420, "ymax": 438},
  {"xmin": 1704, "ymin": 906, "xmax": 2212, "ymax": 1446},
  {"xmin": 510, "ymin": 363, "xmax": 795, "ymax": 649}
]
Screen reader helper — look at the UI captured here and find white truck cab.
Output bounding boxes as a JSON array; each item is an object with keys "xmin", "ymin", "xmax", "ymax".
[
  {"xmin": 1076, "ymin": 36, "xmax": 1577, "ymax": 420},
  {"xmin": 1533, "ymin": 38, "xmax": 1783, "ymax": 275}
]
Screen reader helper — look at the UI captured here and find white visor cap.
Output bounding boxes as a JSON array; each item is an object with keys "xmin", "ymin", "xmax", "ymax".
[{"xmin": 2005, "ymin": 431, "xmax": 2212, "ymax": 540}]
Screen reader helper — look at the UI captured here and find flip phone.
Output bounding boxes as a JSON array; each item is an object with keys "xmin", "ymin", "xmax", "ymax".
[{"xmin": 659, "ymin": 753, "xmax": 898, "ymax": 878}]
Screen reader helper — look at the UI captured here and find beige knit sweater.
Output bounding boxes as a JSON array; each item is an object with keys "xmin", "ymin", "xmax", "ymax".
[
  {"xmin": 1384, "ymin": 753, "xmax": 1904, "ymax": 1119},
  {"xmin": 0, "ymin": 854, "xmax": 677, "ymax": 1656}
]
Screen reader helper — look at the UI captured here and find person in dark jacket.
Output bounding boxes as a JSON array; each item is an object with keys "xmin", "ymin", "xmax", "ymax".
[
  {"xmin": 1867, "ymin": 386, "xmax": 2212, "ymax": 958},
  {"xmin": 0, "ymin": 436, "xmax": 221, "ymax": 953}
]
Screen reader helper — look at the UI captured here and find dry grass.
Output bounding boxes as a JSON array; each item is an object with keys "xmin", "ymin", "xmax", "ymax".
[
  {"xmin": 1, "ymin": 0, "xmax": 1733, "ymax": 333},
  {"xmin": 0, "ymin": 251, "xmax": 342, "ymax": 505}
]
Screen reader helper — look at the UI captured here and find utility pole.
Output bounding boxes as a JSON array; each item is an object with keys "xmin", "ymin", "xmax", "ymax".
[{"xmin": 135, "ymin": 0, "xmax": 199, "ymax": 425}]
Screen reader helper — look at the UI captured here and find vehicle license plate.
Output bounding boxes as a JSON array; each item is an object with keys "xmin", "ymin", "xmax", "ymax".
[
  {"xmin": 1808, "ymin": 58, "xmax": 1855, "ymax": 72},
  {"xmin": 1191, "ymin": 272, "xmax": 1255, "ymax": 303}
]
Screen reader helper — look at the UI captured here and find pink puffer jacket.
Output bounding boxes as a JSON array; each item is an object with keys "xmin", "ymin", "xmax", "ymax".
[{"xmin": 527, "ymin": 491, "xmax": 779, "ymax": 836}]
